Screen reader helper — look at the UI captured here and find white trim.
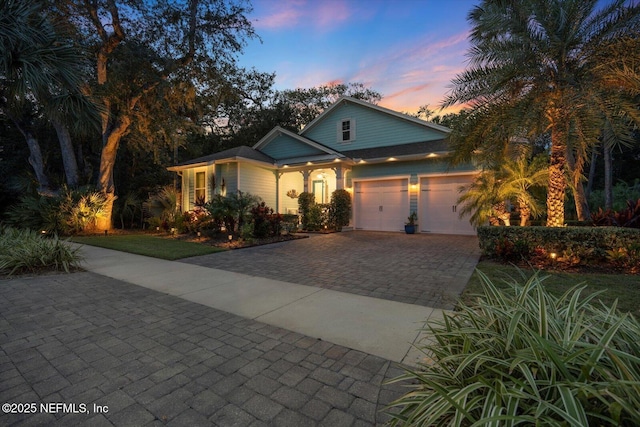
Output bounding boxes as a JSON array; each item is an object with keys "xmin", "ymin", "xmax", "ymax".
[{"xmin": 337, "ymin": 117, "xmax": 356, "ymax": 143}]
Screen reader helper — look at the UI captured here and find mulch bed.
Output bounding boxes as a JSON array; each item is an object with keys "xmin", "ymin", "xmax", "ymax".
[{"xmin": 171, "ymin": 232, "xmax": 308, "ymax": 250}]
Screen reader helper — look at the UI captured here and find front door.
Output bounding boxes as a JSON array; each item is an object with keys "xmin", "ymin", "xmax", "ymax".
[{"xmin": 313, "ymin": 180, "xmax": 325, "ymax": 204}]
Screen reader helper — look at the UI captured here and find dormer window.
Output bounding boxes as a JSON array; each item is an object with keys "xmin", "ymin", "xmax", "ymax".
[{"xmin": 337, "ymin": 118, "xmax": 355, "ymax": 142}]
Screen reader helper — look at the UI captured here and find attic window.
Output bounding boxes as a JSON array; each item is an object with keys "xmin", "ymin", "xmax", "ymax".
[{"xmin": 337, "ymin": 118, "xmax": 355, "ymax": 142}]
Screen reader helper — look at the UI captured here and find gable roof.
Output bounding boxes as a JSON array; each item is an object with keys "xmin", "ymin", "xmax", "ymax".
[
  {"xmin": 300, "ymin": 96, "xmax": 452, "ymax": 136},
  {"xmin": 253, "ymin": 126, "xmax": 342, "ymax": 156},
  {"xmin": 167, "ymin": 145, "xmax": 274, "ymax": 171}
]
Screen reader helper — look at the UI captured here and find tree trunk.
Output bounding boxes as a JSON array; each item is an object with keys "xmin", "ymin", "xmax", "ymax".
[
  {"xmin": 546, "ymin": 125, "xmax": 567, "ymax": 227},
  {"xmin": 585, "ymin": 148, "xmax": 598, "ymax": 199},
  {"xmin": 518, "ymin": 197, "xmax": 530, "ymax": 226},
  {"xmin": 94, "ymin": 115, "xmax": 131, "ymax": 230},
  {"xmin": 604, "ymin": 143, "xmax": 613, "ymax": 210},
  {"xmin": 565, "ymin": 145, "xmax": 590, "ymax": 221},
  {"xmin": 11, "ymin": 118, "xmax": 51, "ymax": 194},
  {"xmin": 493, "ymin": 201, "xmax": 511, "ymax": 226},
  {"xmin": 52, "ymin": 118, "xmax": 79, "ymax": 188}
]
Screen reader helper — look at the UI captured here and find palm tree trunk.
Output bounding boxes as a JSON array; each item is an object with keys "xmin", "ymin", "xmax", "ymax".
[
  {"xmin": 547, "ymin": 125, "xmax": 567, "ymax": 227},
  {"xmin": 518, "ymin": 198, "xmax": 530, "ymax": 226},
  {"xmin": 565, "ymin": 146, "xmax": 590, "ymax": 221},
  {"xmin": 604, "ymin": 143, "xmax": 613, "ymax": 210},
  {"xmin": 10, "ymin": 117, "xmax": 51, "ymax": 194},
  {"xmin": 493, "ymin": 201, "xmax": 511, "ymax": 226},
  {"xmin": 52, "ymin": 118, "xmax": 79, "ymax": 188},
  {"xmin": 585, "ymin": 148, "xmax": 598, "ymax": 199}
]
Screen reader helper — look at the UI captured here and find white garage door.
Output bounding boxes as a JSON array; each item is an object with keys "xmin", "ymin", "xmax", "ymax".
[
  {"xmin": 420, "ymin": 175, "xmax": 476, "ymax": 235},
  {"xmin": 355, "ymin": 179, "xmax": 408, "ymax": 231}
]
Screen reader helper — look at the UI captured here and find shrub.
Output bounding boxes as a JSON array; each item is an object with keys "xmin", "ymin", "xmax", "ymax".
[
  {"xmin": 0, "ymin": 227, "xmax": 82, "ymax": 275},
  {"xmin": 144, "ymin": 186, "xmax": 180, "ymax": 229},
  {"xmin": 386, "ymin": 272, "xmax": 640, "ymax": 426},
  {"xmin": 478, "ymin": 225, "xmax": 640, "ymax": 266},
  {"xmin": 203, "ymin": 191, "xmax": 261, "ymax": 234},
  {"xmin": 250, "ymin": 202, "xmax": 282, "ymax": 238},
  {"xmin": 591, "ymin": 199, "xmax": 640, "ymax": 228},
  {"xmin": 5, "ymin": 187, "xmax": 107, "ymax": 234},
  {"xmin": 298, "ymin": 192, "xmax": 315, "ymax": 230},
  {"xmin": 329, "ymin": 189, "xmax": 352, "ymax": 230}
]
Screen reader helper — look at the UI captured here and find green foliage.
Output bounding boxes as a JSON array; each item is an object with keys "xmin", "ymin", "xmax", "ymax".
[
  {"xmin": 4, "ymin": 187, "xmax": 107, "ymax": 234},
  {"xmin": 144, "ymin": 186, "xmax": 180, "ymax": 228},
  {"xmin": 406, "ymin": 211, "xmax": 418, "ymax": 226},
  {"xmin": 203, "ymin": 190, "xmax": 261, "ymax": 234},
  {"xmin": 589, "ymin": 180, "xmax": 640, "ymax": 213},
  {"xmin": 477, "ymin": 226, "xmax": 640, "ymax": 267},
  {"xmin": 387, "ymin": 272, "xmax": 640, "ymax": 426},
  {"xmin": 0, "ymin": 227, "xmax": 82, "ymax": 275},
  {"xmin": 328, "ymin": 189, "xmax": 352, "ymax": 230},
  {"xmin": 298, "ymin": 192, "xmax": 315, "ymax": 230}
]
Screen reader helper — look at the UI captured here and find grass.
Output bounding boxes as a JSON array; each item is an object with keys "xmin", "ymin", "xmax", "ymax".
[
  {"xmin": 71, "ymin": 234, "xmax": 225, "ymax": 260},
  {"xmin": 462, "ymin": 260, "xmax": 640, "ymax": 317}
]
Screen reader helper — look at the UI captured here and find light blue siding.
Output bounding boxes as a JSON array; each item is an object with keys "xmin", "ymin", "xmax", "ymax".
[
  {"xmin": 302, "ymin": 102, "xmax": 446, "ymax": 150},
  {"xmin": 238, "ymin": 163, "xmax": 277, "ymax": 208},
  {"xmin": 220, "ymin": 163, "xmax": 238, "ymax": 194},
  {"xmin": 260, "ymin": 134, "xmax": 326, "ymax": 160}
]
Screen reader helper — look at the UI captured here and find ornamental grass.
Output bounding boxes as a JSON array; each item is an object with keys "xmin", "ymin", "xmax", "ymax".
[
  {"xmin": 386, "ymin": 271, "xmax": 640, "ymax": 426},
  {"xmin": 0, "ymin": 227, "xmax": 82, "ymax": 275}
]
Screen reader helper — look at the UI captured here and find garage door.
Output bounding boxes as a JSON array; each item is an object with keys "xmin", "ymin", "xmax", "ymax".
[
  {"xmin": 355, "ymin": 179, "xmax": 408, "ymax": 231},
  {"xmin": 420, "ymin": 175, "xmax": 475, "ymax": 235}
]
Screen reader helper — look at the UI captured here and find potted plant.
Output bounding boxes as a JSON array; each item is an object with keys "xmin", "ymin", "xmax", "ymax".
[{"xmin": 405, "ymin": 211, "xmax": 418, "ymax": 234}]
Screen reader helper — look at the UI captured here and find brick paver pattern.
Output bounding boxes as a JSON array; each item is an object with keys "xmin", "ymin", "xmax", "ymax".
[
  {"xmin": 0, "ymin": 273, "xmax": 406, "ymax": 426},
  {"xmin": 183, "ymin": 231, "xmax": 480, "ymax": 308}
]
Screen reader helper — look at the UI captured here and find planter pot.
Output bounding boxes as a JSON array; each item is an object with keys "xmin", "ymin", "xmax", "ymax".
[{"xmin": 404, "ymin": 224, "xmax": 417, "ymax": 234}]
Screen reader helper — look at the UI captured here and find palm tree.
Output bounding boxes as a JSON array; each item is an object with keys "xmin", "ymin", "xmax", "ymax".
[
  {"xmin": 0, "ymin": 0, "xmax": 96, "ymax": 192},
  {"xmin": 458, "ymin": 155, "xmax": 548, "ymax": 227},
  {"xmin": 443, "ymin": 0, "xmax": 640, "ymax": 227}
]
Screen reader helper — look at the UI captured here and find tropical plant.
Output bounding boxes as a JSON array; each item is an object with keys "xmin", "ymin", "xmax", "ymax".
[
  {"xmin": 203, "ymin": 190, "xmax": 261, "ymax": 234},
  {"xmin": 0, "ymin": 0, "xmax": 97, "ymax": 192},
  {"xmin": 144, "ymin": 186, "xmax": 180, "ymax": 227},
  {"xmin": 443, "ymin": 0, "xmax": 640, "ymax": 227},
  {"xmin": 0, "ymin": 227, "xmax": 82, "ymax": 275},
  {"xmin": 386, "ymin": 271, "xmax": 640, "ymax": 426},
  {"xmin": 4, "ymin": 187, "xmax": 107, "ymax": 234},
  {"xmin": 458, "ymin": 171, "xmax": 512, "ymax": 226}
]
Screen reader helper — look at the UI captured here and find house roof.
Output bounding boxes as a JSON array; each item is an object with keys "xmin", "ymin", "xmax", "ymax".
[
  {"xmin": 167, "ymin": 145, "xmax": 274, "ymax": 171},
  {"xmin": 300, "ymin": 96, "xmax": 452, "ymax": 136},
  {"xmin": 253, "ymin": 126, "xmax": 342, "ymax": 156},
  {"xmin": 340, "ymin": 140, "xmax": 451, "ymax": 161}
]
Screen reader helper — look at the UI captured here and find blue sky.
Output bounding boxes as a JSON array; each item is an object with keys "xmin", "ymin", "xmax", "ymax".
[{"xmin": 238, "ymin": 0, "xmax": 479, "ymax": 114}]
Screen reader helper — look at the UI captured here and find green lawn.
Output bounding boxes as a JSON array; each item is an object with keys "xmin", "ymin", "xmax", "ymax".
[
  {"xmin": 72, "ymin": 235, "xmax": 225, "ymax": 260},
  {"xmin": 463, "ymin": 260, "xmax": 640, "ymax": 317}
]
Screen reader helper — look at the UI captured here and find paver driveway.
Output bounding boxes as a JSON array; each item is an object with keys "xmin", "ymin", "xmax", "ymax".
[
  {"xmin": 183, "ymin": 231, "xmax": 480, "ymax": 309},
  {"xmin": 0, "ymin": 273, "xmax": 406, "ymax": 426}
]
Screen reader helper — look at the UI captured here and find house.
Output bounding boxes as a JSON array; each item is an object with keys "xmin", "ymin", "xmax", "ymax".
[{"xmin": 168, "ymin": 96, "xmax": 478, "ymax": 235}]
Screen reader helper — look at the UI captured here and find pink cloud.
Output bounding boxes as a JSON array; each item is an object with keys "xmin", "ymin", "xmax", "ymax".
[{"xmin": 253, "ymin": 0, "xmax": 354, "ymax": 31}]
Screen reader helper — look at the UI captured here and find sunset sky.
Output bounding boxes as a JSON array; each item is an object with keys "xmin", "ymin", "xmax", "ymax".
[{"xmin": 238, "ymin": 0, "xmax": 479, "ymax": 115}]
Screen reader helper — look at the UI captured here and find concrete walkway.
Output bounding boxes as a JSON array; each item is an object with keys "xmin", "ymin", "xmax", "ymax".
[{"xmin": 78, "ymin": 245, "xmax": 446, "ymax": 366}]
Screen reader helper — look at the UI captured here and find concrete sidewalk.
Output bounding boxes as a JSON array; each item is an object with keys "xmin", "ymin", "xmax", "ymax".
[{"xmin": 78, "ymin": 245, "xmax": 445, "ymax": 366}]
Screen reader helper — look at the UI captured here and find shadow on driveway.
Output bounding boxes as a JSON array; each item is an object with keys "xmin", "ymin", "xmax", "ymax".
[{"xmin": 183, "ymin": 231, "xmax": 480, "ymax": 309}]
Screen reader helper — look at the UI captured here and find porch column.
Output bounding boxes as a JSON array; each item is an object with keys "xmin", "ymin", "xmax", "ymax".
[
  {"xmin": 300, "ymin": 170, "xmax": 310, "ymax": 193},
  {"xmin": 332, "ymin": 165, "xmax": 344, "ymax": 190},
  {"xmin": 275, "ymin": 171, "xmax": 283, "ymax": 213}
]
